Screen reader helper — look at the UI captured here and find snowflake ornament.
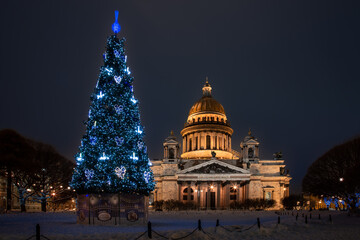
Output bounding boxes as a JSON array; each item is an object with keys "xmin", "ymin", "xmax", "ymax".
[
  {"xmin": 115, "ymin": 105, "xmax": 123, "ymax": 114},
  {"xmin": 114, "ymin": 49, "xmax": 120, "ymax": 58},
  {"xmin": 115, "ymin": 136, "xmax": 124, "ymax": 146},
  {"xmin": 114, "ymin": 75, "xmax": 122, "ymax": 84},
  {"xmin": 115, "ymin": 166, "xmax": 126, "ymax": 179},
  {"xmin": 85, "ymin": 169, "xmax": 94, "ymax": 180},
  {"xmin": 90, "ymin": 136, "xmax": 97, "ymax": 146},
  {"xmin": 144, "ymin": 171, "xmax": 150, "ymax": 183},
  {"xmin": 137, "ymin": 141, "xmax": 144, "ymax": 150}
]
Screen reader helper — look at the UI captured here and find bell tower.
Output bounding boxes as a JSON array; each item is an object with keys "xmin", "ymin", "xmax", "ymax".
[
  {"xmin": 163, "ymin": 130, "xmax": 180, "ymax": 163},
  {"xmin": 240, "ymin": 129, "xmax": 260, "ymax": 163}
]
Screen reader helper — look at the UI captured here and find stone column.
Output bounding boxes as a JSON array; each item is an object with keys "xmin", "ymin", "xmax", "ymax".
[
  {"xmin": 229, "ymin": 137, "xmax": 232, "ymax": 151},
  {"xmin": 183, "ymin": 137, "xmax": 186, "ymax": 153},
  {"xmin": 236, "ymin": 184, "xmax": 240, "ymax": 202},
  {"xmin": 206, "ymin": 185, "xmax": 211, "ymax": 210},
  {"xmin": 178, "ymin": 182, "xmax": 182, "ymax": 201},
  {"xmin": 216, "ymin": 182, "xmax": 221, "ymax": 209},
  {"xmin": 224, "ymin": 184, "xmax": 229, "ymax": 209}
]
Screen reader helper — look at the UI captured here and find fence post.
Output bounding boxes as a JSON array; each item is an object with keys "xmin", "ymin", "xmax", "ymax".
[
  {"xmin": 216, "ymin": 219, "xmax": 219, "ymax": 227},
  {"xmin": 278, "ymin": 216, "xmax": 280, "ymax": 224},
  {"xmin": 198, "ymin": 219, "xmax": 202, "ymax": 231},
  {"xmin": 147, "ymin": 221, "xmax": 152, "ymax": 239},
  {"xmin": 36, "ymin": 224, "xmax": 40, "ymax": 240},
  {"xmin": 257, "ymin": 218, "xmax": 260, "ymax": 229},
  {"xmin": 305, "ymin": 215, "xmax": 308, "ymax": 224},
  {"xmin": 329, "ymin": 214, "xmax": 332, "ymax": 223}
]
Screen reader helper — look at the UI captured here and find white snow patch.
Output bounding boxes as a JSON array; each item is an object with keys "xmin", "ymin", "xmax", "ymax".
[{"xmin": 0, "ymin": 210, "xmax": 359, "ymax": 239}]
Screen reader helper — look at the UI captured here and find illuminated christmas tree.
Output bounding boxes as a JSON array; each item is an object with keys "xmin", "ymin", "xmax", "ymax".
[{"xmin": 70, "ymin": 11, "xmax": 154, "ymax": 197}]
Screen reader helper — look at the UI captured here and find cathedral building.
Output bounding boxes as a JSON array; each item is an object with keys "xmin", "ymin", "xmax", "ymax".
[{"xmin": 151, "ymin": 80, "xmax": 291, "ymax": 209}]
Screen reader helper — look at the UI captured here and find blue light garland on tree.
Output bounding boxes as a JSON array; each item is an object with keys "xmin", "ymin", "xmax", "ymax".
[{"xmin": 70, "ymin": 11, "xmax": 155, "ymax": 196}]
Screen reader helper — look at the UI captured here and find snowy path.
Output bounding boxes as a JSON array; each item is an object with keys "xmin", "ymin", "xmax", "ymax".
[{"xmin": 0, "ymin": 210, "xmax": 359, "ymax": 239}]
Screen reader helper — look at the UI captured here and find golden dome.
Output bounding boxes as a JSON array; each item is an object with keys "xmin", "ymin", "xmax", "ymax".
[
  {"xmin": 189, "ymin": 96, "xmax": 225, "ymax": 116},
  {"xmin": 188, "ymin": 79, "xmax": 225, "ymax": 116}
]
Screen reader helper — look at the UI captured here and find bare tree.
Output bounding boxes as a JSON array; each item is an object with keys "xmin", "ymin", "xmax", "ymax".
[
  {"xmin": 31, "ymin": 142, "xmax": 74, "ymax": 212},
  {"xmin": 0, "ymin": 129, "xmax": 35, "ymax": 211},
  {"xmin": 302, "ymin": 137, "xmax": 360, "ymax": 210}
]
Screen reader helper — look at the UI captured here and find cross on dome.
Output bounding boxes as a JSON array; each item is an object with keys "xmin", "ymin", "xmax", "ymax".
[{"xmin": 202, "ymin": 77, "xmax": 212, "ymax": 97}]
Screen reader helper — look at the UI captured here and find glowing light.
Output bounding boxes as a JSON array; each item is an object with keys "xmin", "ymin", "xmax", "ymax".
[
  {"xmin": 52, "ymin": 193, "xmax": 56, "ymax": 196},
  {"xmin": 112, "ymin": 10, "xmax": 121, "ymax": 34},
  {"xmin": 210, "ymin": 185, "xmax": 214, "ymax": 189},
  {"xmin": 148, "ymin": 158, "xmax": 152, "ymax": 166},
  {"xmin": 99, "ymin": 152, "xmax": 109, "ymax": 160},
  {"xmin": 130, "ymin": 152, "xmax": 138, "ymax": 161},
  {"xmin": 27, "ymin": 189, "xmax": 31, "ymax": 192},
  {"xmin": 233, "ymin": 185, "xmax": 237, "ymax": 189},
  {"xmin": 131, "ymin": 96, "xmax": 137, "ymax": 104},
  {"xmin": 105, "ymin": 67, "xmax": 113, "ymax": 75},
  {"xmin": 125, "ymin": 55, "xmax": 127, "ymax": 62},
  {"xmin": 76, "ymin": 153, "xmax": 83, "ymax": 162},
  {"xmin": 136, "ymin": 126, "xmax": 143, "ymax": 134},
  {"xmin": 339, "ymin": 177, "xmax": 344, "ymax": 182},
  {"xmin": 126, "ymin": 67, "xmax": 131, "ymax": 75},
  {"xmin": 114, "ymin": 75, "xmax": 122, "ymax": 84},
  {"xmin": 67, "ymin": 187, "xmax": 71, "ymax": 190},
  {"xmin": 97, "ymin": 91, "xmax": 105, "ymax": 99}
]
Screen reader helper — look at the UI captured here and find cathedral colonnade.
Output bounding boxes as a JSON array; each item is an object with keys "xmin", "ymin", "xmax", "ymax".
[{"xmin": 177, "ymin": 181, "xmax": 249, "ymax": 209}]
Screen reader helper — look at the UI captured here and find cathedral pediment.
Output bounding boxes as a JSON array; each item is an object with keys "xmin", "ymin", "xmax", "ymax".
[{"xmin": 178, "ymin": 160, "xmax": 250, "ymax": 174}]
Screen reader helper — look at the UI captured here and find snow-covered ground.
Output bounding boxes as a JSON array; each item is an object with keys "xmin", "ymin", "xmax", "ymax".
[{"xmin": 0, "ymin": 210, "xmax": 359, "ymax": 239}]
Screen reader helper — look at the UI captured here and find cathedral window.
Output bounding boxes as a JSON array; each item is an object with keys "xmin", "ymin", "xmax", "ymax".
[
  {"xmin": 189, "ymin": 139, "xmax": 192, "ymax": 151},
  {"xmin": 183, "ymin": 187, "xmax": 194, "ymax": 201},
  {"xmin": 169, "ymin": 148, "xmax": 174, "ymax": 159},
  {"xmin": 230, "ymin": 187, "xmax": 237, "ymax": 200},
  {"xmin": 248, "ymin": 148, "xmax": 254, "ymax": 158},
  {"xmin": 265, "ymin": 191, "xmax": 272, "ymax": 200},
  {"xmin": 195, "ymin": 137, "xmax": 198, "ymax": 150},
  {"xmin": 206, "ymin": 135, "xmax": 211, "ymax": 149},
  {"xmin": 214, "ymin": 136, "xmax": 217, "ymax": 149}
]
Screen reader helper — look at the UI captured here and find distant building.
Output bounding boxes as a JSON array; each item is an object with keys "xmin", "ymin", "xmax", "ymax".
[{"xmin": 151, "ymin": 80, "xmax": 291, "ymax": 209}]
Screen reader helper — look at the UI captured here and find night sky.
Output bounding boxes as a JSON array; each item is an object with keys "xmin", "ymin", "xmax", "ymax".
[{"xmin": 1, "ymin": 1, "xmax": 359, "ymax": 194}]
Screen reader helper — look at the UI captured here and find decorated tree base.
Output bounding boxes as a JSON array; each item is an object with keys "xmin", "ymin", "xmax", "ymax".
[{"xmin": 76, "ymin": 193, "xmax": 148, "ymax": 225}]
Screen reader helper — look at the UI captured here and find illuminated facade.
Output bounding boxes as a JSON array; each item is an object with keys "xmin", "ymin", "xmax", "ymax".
[{"xmin": 151, "ymin": 80, "xmax": 291, "ymax": 209}]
